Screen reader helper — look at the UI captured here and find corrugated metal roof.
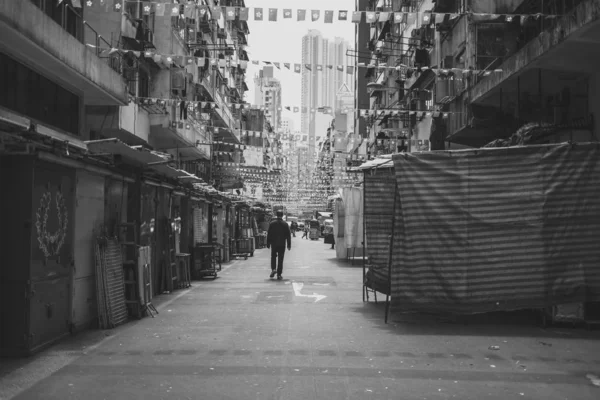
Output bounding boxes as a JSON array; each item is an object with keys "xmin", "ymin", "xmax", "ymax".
[
  {"xmin": 86, "ymin": 138, "xmax": 164, "ymax": 166},
  {"xmin": 352, "ymin": 155, "xmax": 394, "ymax": 171},
  {"xmin": 390, "ymin": 143, "xmax": 600, "ymax": 314}
]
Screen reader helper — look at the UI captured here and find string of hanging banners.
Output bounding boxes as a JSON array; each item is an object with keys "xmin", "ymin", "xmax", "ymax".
[
  {"xmin": 87, "ymin": 1, "xmax": 562, "ymax": 24},
  {"xmin": 86, "ymin": 44, "xmax": 502, "ymax": 78},
  {"xmin": 135, "ymin": 96, "xmax": 462, "ymax": 118}
]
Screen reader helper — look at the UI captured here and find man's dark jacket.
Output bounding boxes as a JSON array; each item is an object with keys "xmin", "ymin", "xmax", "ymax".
[{"xmin": 267, "ymin": 219, "xmax": 291, "ymax": 248}]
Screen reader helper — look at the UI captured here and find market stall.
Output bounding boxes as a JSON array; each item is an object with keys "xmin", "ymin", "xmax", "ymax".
[
  {"xmin": 387, "ymin": 143, "xmax": 600, "ymax": 325},
  {"xmin": 358, "ymin": 157, "xmax": 396, "ymax": 312},
  {"xmin": 250, "ymin": 202, "xmax": 272, "ymax": 249}
]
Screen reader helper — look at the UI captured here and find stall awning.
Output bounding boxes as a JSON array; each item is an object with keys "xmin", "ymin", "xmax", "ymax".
[
  {"xmin": 149, "ymin": 164, "xmax": 188, "ymax": 179},
  {"xmin": 85, "ymin": 138, "xmax": 165, "ymax": 166},
  {"xmin": 177, "ymin": 170, "xmax": 204, "ymax": 183},
  {"xmin": 352, "ymin": 155, "xmax": 394, "ymax": 171}
]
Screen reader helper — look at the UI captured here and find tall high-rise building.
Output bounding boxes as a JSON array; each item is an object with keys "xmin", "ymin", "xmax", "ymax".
[
  {"xmin": 282, "ymin": 117, "xmax": 295, "ymax": 134},
  {"xmin": 254, "ymin": 66, "xmax": 282, "ymax": 132},
  {"xmin": 301, "ymin": 30, "xmax": 353, "ymax": 163}
]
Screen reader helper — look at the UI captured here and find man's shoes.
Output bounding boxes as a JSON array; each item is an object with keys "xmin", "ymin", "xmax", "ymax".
[
  {"xmin": 277, "ymin": 275, "xmax": 282, "ymax": 280},
  {"xmin": 270, "ymin": 270, "xmax": 276, "ymax": 278}
]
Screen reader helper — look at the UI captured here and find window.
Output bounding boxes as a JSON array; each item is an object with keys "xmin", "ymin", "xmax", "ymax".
[
  {"xmin": 138, "ymin": 69, "xmax": 150, "ymax": 98},
  {"xmin": 32, "ymin": 0, "xmax": 82, "ymax": 41},
  {"xmin": 0, "ymin": 52, "xmax": 80, "ymax": 136}
]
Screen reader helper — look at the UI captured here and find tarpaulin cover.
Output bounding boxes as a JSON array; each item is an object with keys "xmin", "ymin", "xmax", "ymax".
[
  {"xmin": 342, "ymin": 187, "xmax": 364, "ymax": 249},
  {"xmin": 364, "ymin": 169, "xmax": 396, "ymax": 270},
  {"xmin": 333, "ymin": 198, "xmax": 348, "ymax": 259},
  {"xmin": 390, "ymin": 143, "xmax": 600, "ymax": 314}
]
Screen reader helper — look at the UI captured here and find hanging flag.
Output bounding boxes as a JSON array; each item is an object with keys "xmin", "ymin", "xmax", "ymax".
[
  {"xmin": 336, "ymin": 65, "xmax": 344, "ymax": 71},
  {"xmin": 155, "ymin": 2, "xmax": 165, "ymax": 16},
  {"xmin": 293, "ymin": 107, "xmax": 299, "ymax": 113},
  {"xmin": 304, "ymin": 64, "xmax": 312, "ymax": 71},
  {"xmin": 394, "ymin": 12, "xmax": 404, "ymax": 23},
  {"xmin": 141, "ymin": 2, "xmax": 151, "ymax": 15},
  {"xmin": 339, "ymin": 10, "xmax": 348, "ymax": 21},
  {"xmin": 273, "ymin": 62, "xmax": 280, "ymax": 69},
  {"xmin": 254, "ymin": 7, "xmax": 263, "ymax": 21},
  {"xmin": 365, "ymin": 12, "xmax": 378, "ymax": 23},
  {"xmin": 294, "ymin": 64, "xmax": 301, "ymax": 73},
  {"xmin": 317, "ymin": 65, "xmax": 323, "ymax": 71},
  {"xmin": 283, "ymin": 9, "xmax": 292, "ymax": 19},
  {"xmin": 379, "ymin": 12, "xmax": 390, "ymax": 22},
  {"xmin": 239, "ymin": 7, "xmax": 249, "ymax": 21},
  {"xmin": 72, "ymin": 0, "xmax": 82, "ymax": 8},
  {"xmin": 240, "ymin": 60, "xmax": 248, "ymax": 70},
  {"xmin": 113, "ymin": 0, "xmax": 122, "ymax": 12},
  {"xmin": 327, "ymin": 65, "xmax": 333, "ymax": 69},
  {"xmin": 284, "ymin": 63, "xmax": 290, "ymax": 69},
  {"xmin": 170, "ymin": 4, "xmax": 180, "ymax": 17},
  {"xmin": 225, "ymin": 7, "xmax": 236, "ymax": 20},
  {"xmin": 311, "ymin": 10, "xmax": 320, "ymax": 21},
  {"xmin": 211, "ymin": 6, "xmax": 221, "ymax": 20},
  {"xmin": 298, "ymin": 9, "xmax": 306, "ymax": 21},
  {"xmin": 269, "ymin": 8, "xmax": 277, "ymax": 21},
  {"xmin": 346, "ymin": 66, "xmax": 354, "ymax": 74},
  {"xmin": 351, "ymin": 11, "xmax": 361, "ymax": 23},
  {"xmin": 184, "ymin": 3, "xmax": 195, "ymax": 18},
  {"xmin": 435, "ymin": 13, "xmax": 445, "ymax": 24},
  {"xmin": 325, "ymin": 10, "xmax": 334, "ymax": 23},
  {"xmin": 252, "ymin": 60, "xmax": 259, "ymax": 64}
]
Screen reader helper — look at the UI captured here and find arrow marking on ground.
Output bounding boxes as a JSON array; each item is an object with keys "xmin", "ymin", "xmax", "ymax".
[{"xmin": 292, "ymin": 282, "xmax": 326, "ymax": 303}]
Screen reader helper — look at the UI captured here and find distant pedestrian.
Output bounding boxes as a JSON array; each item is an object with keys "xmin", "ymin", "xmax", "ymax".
[
  {"xmin": 301, "ymin": 225, "xmax": 308, "ymax": 239},
  {"xmin": 267, "ymin": 211, "xmax": 291, "ymax": 280}
]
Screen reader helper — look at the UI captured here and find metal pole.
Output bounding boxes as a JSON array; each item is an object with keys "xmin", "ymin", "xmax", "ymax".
[
  {"xmin": 538, "ymin": 69, "xmax": 542, "ymax": 125},
  {"xmin": 385, "ymin": 180, "xmax": 399, "ymax": 324}
]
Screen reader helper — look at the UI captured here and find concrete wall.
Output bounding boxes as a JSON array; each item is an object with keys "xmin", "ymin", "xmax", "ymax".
[
  {"xmin": 470, "ymin": 0, "xmax": 524, "ymax": 13},
  {"xmin": 0, "ymin": 0, "xmax": 127, "ymax": 105},
  {"xmin": 120, "ymin": 103, "xmax": 150, "ymax": 142},
  {"xmin": 82, "ymin": 3, "xmax": 122, "ymax": 47},
  {"xmin": 72, "ymin": 170, "xmax": 105, "ymax": 332}
]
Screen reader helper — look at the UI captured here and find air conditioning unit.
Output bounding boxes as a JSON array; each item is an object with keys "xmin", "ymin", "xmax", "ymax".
[{"xmin": 217, "ymin": 28, "xmax": 226, "ymax": 39}]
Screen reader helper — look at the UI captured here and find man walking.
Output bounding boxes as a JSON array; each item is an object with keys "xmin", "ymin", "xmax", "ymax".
[{"xmin": 267, "ymin": 211, "xmax": 291, "ymax": 280}]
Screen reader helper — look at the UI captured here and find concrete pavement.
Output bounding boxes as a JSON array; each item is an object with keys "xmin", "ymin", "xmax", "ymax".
[{"xmin": 2, "ymin": 235, "xmax": 600, "ymax": 399}]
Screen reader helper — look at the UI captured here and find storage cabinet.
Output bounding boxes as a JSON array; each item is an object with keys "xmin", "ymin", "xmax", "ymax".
[{"xmin": 0, "ymin": 156, "xmax": 75, "ymax": 356}]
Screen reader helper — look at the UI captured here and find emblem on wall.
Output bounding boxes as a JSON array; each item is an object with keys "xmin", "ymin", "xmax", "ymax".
[{"xmin": 35, "ymin": 191, "xmax": 69, "ymax": 258}]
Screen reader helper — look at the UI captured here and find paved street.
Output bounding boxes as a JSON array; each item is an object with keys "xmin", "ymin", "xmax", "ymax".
[{"xmin": 2, "ymin": 236, "xmax": 600, "ymax": 400}]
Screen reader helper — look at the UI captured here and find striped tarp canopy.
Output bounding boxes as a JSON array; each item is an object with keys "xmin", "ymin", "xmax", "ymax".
[
  {"xmin": 364, "ymin": 167, "xmax": 396, "ymax": 290},
  {"xmin": 390, "ymin": 143, "xmax": 600, "ymax": 314}
]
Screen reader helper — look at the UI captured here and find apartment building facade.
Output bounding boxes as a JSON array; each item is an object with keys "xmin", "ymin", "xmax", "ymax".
[
  {"xmin": 0, "ymin": 0, "xmax": 250, "ymax": 356},
  {"xmin": 358, "ymin": 0, "xmax": 599, "ymax": 156}
]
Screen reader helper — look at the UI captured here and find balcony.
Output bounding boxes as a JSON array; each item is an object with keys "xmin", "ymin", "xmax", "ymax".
[
  {"xmin": 86, "ymin": 102, "xmax": 152, "ymax": 146},
  {"xmin": 212, "ymin": 89, "xmax": 236, "ymax": 130},
  {"xmin": 149, "ymin": 112, "xmax": 211, "ymax": 161},
  {"xmin": 121, "ymin": 14, "xmax": 155, "ymax": 51},
  {"xmin": 470, "ymin": 0, "xmax": 600, "ymax": 104},
  {"xmin": 0, "ymin": 0, "xmax": 128, "ymax": 106}
]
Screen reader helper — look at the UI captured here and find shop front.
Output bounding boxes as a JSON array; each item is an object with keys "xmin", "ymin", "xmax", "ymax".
[{"xmin": 0, "ymin": 156, "xmax": 76, "ymax": 356}]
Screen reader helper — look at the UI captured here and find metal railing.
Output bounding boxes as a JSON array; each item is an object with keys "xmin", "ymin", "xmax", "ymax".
[{"xmin": 30, "ymin": 1, "xmax": 125, "ymax": 77}]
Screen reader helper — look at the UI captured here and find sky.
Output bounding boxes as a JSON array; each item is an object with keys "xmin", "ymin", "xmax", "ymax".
[{"xmin": 243, "ymin": 0, "xmax": 357, "ymax": 129}]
